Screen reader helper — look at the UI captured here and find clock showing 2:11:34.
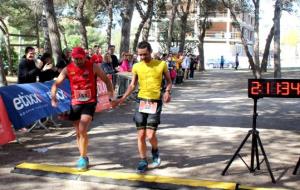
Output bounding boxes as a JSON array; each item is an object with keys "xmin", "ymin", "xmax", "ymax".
[{"xmin": 248, "ymin": 79, "xmax": 300, "ymax": 98}]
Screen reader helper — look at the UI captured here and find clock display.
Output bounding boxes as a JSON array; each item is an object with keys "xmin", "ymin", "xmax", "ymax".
[{"xmin": 248, "ymin": 79, "xmax": 300, "ymax": 98}]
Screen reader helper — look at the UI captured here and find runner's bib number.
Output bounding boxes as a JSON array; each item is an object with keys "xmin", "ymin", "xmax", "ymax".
[
  {"xmin": 138, "ymin": 100, "xmax": 157, "ymax": 114},
  {"xmin": 74, "ymin": 89, "xmax": 91, "ymax": 102}
]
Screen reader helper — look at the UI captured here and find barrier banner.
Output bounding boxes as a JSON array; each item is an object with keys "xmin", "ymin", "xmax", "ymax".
[
  {"xmin": 0, "ymin": 80, "xmax": 71, "ymax": 130},
  {"xmin": 96, "ymin": 79, "xmax": 111, "ymax": 112},
  {"xmin": 0, "ymin": 96, "xmax": 16, "ymax": 145}
]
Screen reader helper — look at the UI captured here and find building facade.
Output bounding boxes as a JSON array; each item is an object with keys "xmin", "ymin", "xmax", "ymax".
[{"xmin": 149, "ymin": 1, "xmax": 254, "ymax": 67}]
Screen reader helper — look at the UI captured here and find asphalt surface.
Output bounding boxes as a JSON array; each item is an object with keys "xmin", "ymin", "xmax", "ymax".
[{"xmin": 1, "ymin": 69, "xmax": 300, "ymax": 190}]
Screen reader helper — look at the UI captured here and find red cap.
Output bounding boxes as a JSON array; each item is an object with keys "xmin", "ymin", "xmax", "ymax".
[{"xmin": 71, "ymin": 47, "xmax": 85, "ymax": 59}]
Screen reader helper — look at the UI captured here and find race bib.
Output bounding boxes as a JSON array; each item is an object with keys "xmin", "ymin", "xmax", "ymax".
[
  {"xmin": 74, "ymin": 89, "xmax": 91, "ymax": 102},
  {"xmin": 138, "ymin": 100, "xmax": 157, "ymax": 114}
]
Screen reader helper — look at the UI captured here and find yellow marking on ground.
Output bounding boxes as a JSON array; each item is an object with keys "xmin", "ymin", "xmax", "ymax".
[
  {"xmin": 16, "ymin": 162, "xmax": 236, "ymax": 190},
  {"xmin": 239, "ymin": 185, "xmax": 288, "ymax": 190}
]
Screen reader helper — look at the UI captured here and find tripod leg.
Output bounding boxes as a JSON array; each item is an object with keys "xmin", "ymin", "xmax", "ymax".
[
  {"xmin": 222, "ymin": 131, "xmax": 252, "ymax": 175},
  {"xmin": 250, "ymin": 131, "xmax": 259, "ymax": 172},
  {"xmin": 255, "ymin": 132, "xmax": 260, "ymax": 170},
  {"xmin": 256, "ymin": 135, "xmax": 276, "ymax": 183},
  {"xmin": 293, "ymin": 157, "xmax": 300, "ymax": 175}
]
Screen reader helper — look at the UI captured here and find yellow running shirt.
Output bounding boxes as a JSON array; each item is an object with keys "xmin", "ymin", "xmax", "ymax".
[{"xmin": 132, "ymin": 59, "xmax": 168, "ymax": 100}]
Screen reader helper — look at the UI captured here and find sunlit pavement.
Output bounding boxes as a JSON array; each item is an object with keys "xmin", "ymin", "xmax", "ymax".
[{"xmin": 1, "ymin": 69, "xmax": 300, "ymax": 190}]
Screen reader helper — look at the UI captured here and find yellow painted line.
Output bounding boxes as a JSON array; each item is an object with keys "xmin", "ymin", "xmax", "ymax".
[
  {"xmin": 16, "ymin": 162, "xmax": 236, "ymax": 190},
  {"xmin": 239, "ymin": 185, "xmax": 289, "ymax": 190}
]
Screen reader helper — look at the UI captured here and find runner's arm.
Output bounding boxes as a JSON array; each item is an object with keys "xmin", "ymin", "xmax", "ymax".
[
  {"xmin": 51, "ymin": 68, "xmax": 67, "ymax": 107},
  {"xmin": 117, "ymin": 74, "xmax": 138, "ymax": 105},
  {"xmin": 93, "ymin": 64, "xmax": 114, "ymax": 98},
  {"xmin": 163, "ymin": 68, "xmax": 172, "ymax": 103}
]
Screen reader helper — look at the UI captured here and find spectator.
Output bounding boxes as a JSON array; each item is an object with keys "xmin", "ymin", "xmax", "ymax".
[
  {"xmin": 38, "ymin": 53, "xmax": 59, "ymax": 82},
  {"xmin": 56, "ymin": 48, "xmax": 71, "ymax": 73},
  {"xmin": 17, "ymin": 46, "xmax": 43, "ymax": 132},
  {"xmin": 119, "ymin": 53, "xmax": 132, "ymax": 72},
  {"xmin": 189, "ymin": 55, "xmax": 197, "ymax": 79},
  {"xmin": 108, "ymin": 45, "xmax": 119, "ymax": 73},
  {"xmin": 235, "ymin": 53, "xmax": 239, "ymax": 70},
  {"xmin": 90, "ymin": 45, "xmax": 103, "ymax": 64},
  {"xmin": 18, "ymin": 46, "xmax": 43, "ymax": 84},
  {"xmin": 182, "ymin": 54, "xmax": 191, "ymax": 80},
  {"xmin": 167, "ymin": 56, "xmax": 176, "ymax": 84},
  {"xmin": 220, "ymin": 55, "xmax": 225, "ymax": 69},
  {"xmin": 101, "ymin": 53, "xmax": 115, "ymax": 81}
]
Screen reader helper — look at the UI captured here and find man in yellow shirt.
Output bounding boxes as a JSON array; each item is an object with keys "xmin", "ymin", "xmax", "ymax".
[{"xmin": 116, "ymin": 41, "xmax": 172, "ymax": 173}]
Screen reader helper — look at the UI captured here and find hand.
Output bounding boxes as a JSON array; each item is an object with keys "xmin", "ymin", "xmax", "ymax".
[
  {"xmin": 35, "ymin": 59, "xmax": 44, "ymax": 69},
  {"xmin": 114, "ymin": 97, "xmax": 125, "ymax": 106},
  {"xmin": 51, "ymin": 97, "xmax": 58, "ymax": 107},
  {"xmin": 110, "ymin": 99, "xmax": 118, "ymax": 109},
  {"xmin": 42, "ymin": 63, "xmax": 54, "ymax": 71},
  {"xmin": 163, "ymin": 92, "xmax": 171, "ymax": 103}
]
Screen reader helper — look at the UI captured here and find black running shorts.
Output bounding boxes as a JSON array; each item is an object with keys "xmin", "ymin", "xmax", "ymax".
[
  {"xmin": 133, "ymin": 99, "xmax": 162, "ymax": 131},
  {"xmin": 69, "ymin": 102, "xmax": 97, "ymax": 121}
]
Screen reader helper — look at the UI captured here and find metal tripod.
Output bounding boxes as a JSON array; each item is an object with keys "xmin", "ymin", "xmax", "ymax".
[
  {"xmin": 221, "ymin": 98, "xmax": 276, "ymax": 183},
  {"xmin": 293, "ymin": 157, "xmax": 300, "ymax": 175}
]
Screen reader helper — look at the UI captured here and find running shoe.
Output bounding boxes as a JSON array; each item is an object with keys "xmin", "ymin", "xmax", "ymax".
[
  {"xmin": 136, "ymin": 160, "xmax": 148, "ymax": 173},
  {"xmin": 77, "ymin": 156, "xmax": 89, "ymax": 171},
  {"xmin": 151, "ymin": 150, "xmax": 161, "ymax": 168}
]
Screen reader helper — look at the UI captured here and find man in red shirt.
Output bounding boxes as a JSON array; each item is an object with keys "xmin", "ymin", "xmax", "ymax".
[
  {"xmin": 51, "ymin": 47, "xmax": 114, "ymax": 171},
  {"xmin": 90, "ymin": 45, "xmax": 103, "ymax": 64}
]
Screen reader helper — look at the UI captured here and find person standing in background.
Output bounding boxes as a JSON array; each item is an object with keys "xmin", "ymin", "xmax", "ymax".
[
  {"xmin": 108, "ymin": 45, "xmax": 119, "ymax": 73},
  {"xmin": 235, "ymin": 53, "xmax": 239, "ymax": 70},
  {"xmin": 18, "ymin": 46, "xmax": 43, "ymax": 84},
  {"xmin": 220, "ymin": 55, "xmax": 225, "ymax": 69}
]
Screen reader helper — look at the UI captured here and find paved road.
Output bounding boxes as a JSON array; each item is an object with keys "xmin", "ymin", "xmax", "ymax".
[{"xmin": 1, "ymin": 69, "xmax": 300, "ymax": 189}]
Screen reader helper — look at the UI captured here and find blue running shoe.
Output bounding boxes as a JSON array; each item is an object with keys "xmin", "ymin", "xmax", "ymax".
[
  {"xmin": 151, "ymin": 150, "xmax": 161, "ymax": 168},
  {"xmin": 77, "ymin": 156, "xmax": 89, "ymax": 171},
  {"xmin": 136, "ymin": 160, "xmax": 148, "ymax": 173}
]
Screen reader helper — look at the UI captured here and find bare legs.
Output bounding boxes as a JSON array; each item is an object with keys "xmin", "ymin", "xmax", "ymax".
[{"xmin": 74, "ymin": 114, "xmax": 92, "ymax": 157}]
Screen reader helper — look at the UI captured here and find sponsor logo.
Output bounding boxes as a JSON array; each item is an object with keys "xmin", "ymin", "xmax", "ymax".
[{"xmin": 13, "ymin": 89, "xmax": 68, "ymax": 111}]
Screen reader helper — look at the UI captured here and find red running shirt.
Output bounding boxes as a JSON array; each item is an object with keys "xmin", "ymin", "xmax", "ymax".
[{"xmin": 67, "ymin": 60, "xmax": 96, "ymax": 105}]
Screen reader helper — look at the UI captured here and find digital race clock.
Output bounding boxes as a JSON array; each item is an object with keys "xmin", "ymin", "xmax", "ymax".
[{"xmin": 248, "ymin": 79, "xmax": 300, "ymax": 98}]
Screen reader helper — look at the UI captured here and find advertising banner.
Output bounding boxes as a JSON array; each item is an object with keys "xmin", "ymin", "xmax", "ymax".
[
  {"xmin": 0, "ymin": 80, "xmax": 71, "ymax": 129},
  {"xmin": 0, "ymin": 96, "xmax": 16, "ymax": 145},
  {"xmin": 95, "ymin": 79, "xmax": 111, "ymax": 112}
]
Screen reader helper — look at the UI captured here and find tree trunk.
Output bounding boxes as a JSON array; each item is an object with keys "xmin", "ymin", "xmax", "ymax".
[
  {"xmin": 167, "ymin": 3, "xmax": 178, "ymax": 52},
  {"xmin": 0, "ymin": 18, "xmax": 13, "ymax": 75},
  {"xmin": 253, "ymin": 0, "xmax": 260, "ymax": 69},
  {"xmin": 119, "ymin": 0, "xmax": 136, "ymax": 56},
  {"xmin": 59, "ymin": 25, "xmax": 68, "ymax": 49},
  {"xmin": 106, "ymin": 0, "xmax": 113, "ymax": 48},
  {"xmin": 4, "ymin": 34, "xmax": 13, "ymax": 75},
  {"xmin": 225, "ymin": 2, "xmax": 259, "ymax": 78},
  {"xmin": 142, "ymin": 12, "xmax": 153, "ymax": 41},
  {"xmin": 261, "ymin": 25, "xmax": 274, "ymax": 72},
  {"xmin": 35, "ymin": 11, "xmax": 40, "ymax": 50},
  {"xmin": 273, "ymin": 0, "xmax": 281, "ymax": 78},
  {"xmin": 197, "ymin": 16, "xmax": 207, "ymax": 71},
  {"xmin": 198, "ymin": 39, "xmax": 205, "ymax": 71},
  {"xmin": 0, "ymin": 55, "xmax": 8, "ymax": 87},
  {"xmin": 132, "ymin": 0, "xmax": 153, "ymax": 53},
  {"xmin": 76, "ymin": 0, "xmax": 88, "ymax": 49},
  {"xmin": 43, "ymin": 0, "xmax": 62, "ymax": 64},
  {"xmin": 179, "ymin": 0, "xmax": 191, "ymax": 53},
  {"xmin": 41, "ymin": 13, "xmax": 52, "ymax": 54}
]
